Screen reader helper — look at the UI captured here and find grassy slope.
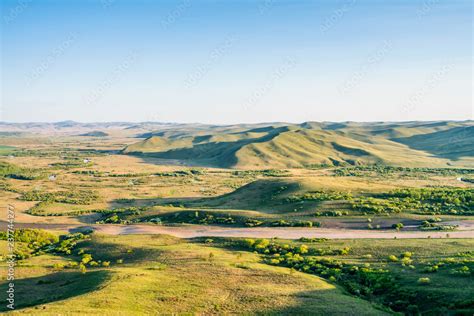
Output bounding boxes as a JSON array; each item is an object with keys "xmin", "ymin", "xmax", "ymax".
[
  {"xmin": 215, "ymin": 237, "xmax": 474, "ymax": 315},
  {"xmin": 2, "ymin": 235, "xmax": 385, "ymax": 315},
  {"xmin": 393, "ymin": 126, "xmax": 474, "ymax": 160},
  {"xmin": 123, "ymin": 121, "xmax": 474, "ymax": 169},
  {"xmin": 187, "ymin": 177, "xmax": 395, "ymax": 213}
]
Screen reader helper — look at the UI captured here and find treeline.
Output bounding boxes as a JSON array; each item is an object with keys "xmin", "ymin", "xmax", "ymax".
[
  {"xmin": 350, "ymin": 188, "xmax": 473, "ymax": 215},
  {"xmin": 287, "ymin": 190, "xmax": 352, "ymax": 203},
  {"xmin": 232, "ymin": 169, "xmax": 290, "ymax": 177},
  {"xmin": 95, "ymin": 209, "xmax": 321, "ymax": 228},
  {"xmin": 20, "ymin": 189, "xmax": 99, "ymax": 205},
  {"xmin": 334, "ymin": 165, "xmax": 474, "ymax": 177},
  {"xmin": 72, "ymin": 169, "xmax": 205, "ymax": 178}
]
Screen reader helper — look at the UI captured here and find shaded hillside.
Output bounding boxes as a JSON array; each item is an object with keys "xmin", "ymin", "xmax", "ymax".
[
  {"xmin": 122, "ymin": 121, "xmax": 474, "ymax": 168},
  {"xmin": 79, "ymin": 131, "xmax": 109, "ymax": 137},
  {"xmin": 392, "ymin": 126, "xmax": 474, "ymax": 160},
  {"xmin": 124, "ymin": 126, "xmax": 291, "ymax": 167}
]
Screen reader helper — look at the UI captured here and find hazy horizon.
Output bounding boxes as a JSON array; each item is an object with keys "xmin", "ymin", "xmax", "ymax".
[
  {"xmin": 1, "ymin": 119, "xmax": 473, "ymax": 126},
  {"xmin": 1, "ymin": 0, "xmax": 472, "ymax": 123}
]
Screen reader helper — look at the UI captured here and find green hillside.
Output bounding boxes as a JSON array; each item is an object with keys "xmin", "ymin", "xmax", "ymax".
[{"xmin": 122, "ymin": 121, "xmax": 474, "ymax": 168}]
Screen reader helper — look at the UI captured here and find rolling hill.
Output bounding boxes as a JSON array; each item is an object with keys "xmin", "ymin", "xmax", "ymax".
[
  {"xmin": 123, "ymin": 121, "xmax": 474, "ymax": 168},
  {"xmin": 1, "ymin": 120, "xmax": 472, "ymax": 168}
]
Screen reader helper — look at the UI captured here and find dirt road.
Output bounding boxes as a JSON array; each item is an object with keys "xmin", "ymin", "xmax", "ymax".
[{"xmin": 6, "ymin": 221, "xmax": 474, "ymax": 239}]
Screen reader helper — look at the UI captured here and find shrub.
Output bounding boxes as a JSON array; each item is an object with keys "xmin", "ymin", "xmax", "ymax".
[
  {"xmin": 79, "ymin": 263, "xmax": 87, "ymax": 274},
  {"xmin": 450, "ymin": 266, "xmax": 470, "ymax": 276},
  {"xmin": 392, "ymin": 223, "xmax": 404, "ymax": 230},
  {"xmin": 417, "ymin": 277, "xmax": 431, "ymax": 285},
  {"xmin": 388, "ymin": 255, "xmax": 398, "ymax": 262},
  {"xmin": 81, "ymin": 254, "xmax": 93, "ymax": 264},
  {"xmin": 423, "ymin": 265, "xmax": 439, "ymax": 273}
]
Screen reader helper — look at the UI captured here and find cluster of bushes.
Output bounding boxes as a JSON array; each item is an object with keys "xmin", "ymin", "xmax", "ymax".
[
  {"xmin": 334, "ymin": 165, "xmax": 474, "ymax": 177},
  {"xmin": 231, "ymin": 238, "xmax": 473, "ymax": 314},
  {"xmin": 49, "ymin": 232, "xmax": 91, "ymax": 255},
  {"xmin": 0, "ymin": 230, "xmax": 97, "ymax": 264},
  {"xmin": 314, "ymin": 210, "xmax": 349, "ymax": 217},
  {"xmin": 270, "ymin": 220, "xmax": 319, "ymax": 227},
  {"xmin": 232, "ymin": 169, "xmax": 289, "ymax": 177},
  {"xmin": 0, "ymin": 161, "xmax": 44, "ymax": 180},
  {"xmin": 53, "ymin": 252, "xmax": 111, "ymax": 273},
  {"xmin": 243, "ymin": 219, "xmax": 264, "ymax": 227},
  {"xmin": 19, "ymin": 189, "xmax": 100, "ymax": 205},
  {"xmin": 392, "ymin": 223, "xmax": 404, "ymax": 230},
  {"xmin": 450, "ymin": 266, "xmax": 471, "ymax": 276},
  {"xmin": 73, "ymin": 170, "xmax": 104, "ymax": 176},
  {"xmin": 349, "ymin": 187, "xmax": 473, "ymax": 215},
  {"xmin": 4, "ymin": 149, "xmax": 103, "ymax": 158},
  {"xmin": 0, "ymin": 229, "xmax": 59, "ymax": 259},
  {"xmin": 0, "ymin": 181, "xmax": 19, "ymax": 193},
  {"xmin": 241, "ymin": 239, "xmax": 349, "ymax": 257},
  {"xmin": 419, "ymin": 221, "xmax": 458, "ymax": 231},
  {"xmin": 379, "ymin": 188, "xmax": 474, "ymax": 215},
  {"xmin": 298, "ymin": 237, "xmax": 328, "ymax": 243},
  {"xmin": 108, "ymin": 169, "xmax": 205, "ymax": 178},
  {"xmin": 385, "ymin": 188, "xmax": 472, "ymax": 206},
  {"xmin": 287, "ymin": 191, "xmax": 352, "ymax": 203},
  {"xmin": 50, "ymin": 158, "xmax": 93, "ymax": 169},
  {"xmin": 350, "ymin": 197, "xmax": 404, "ymax": 215},
  {"xmin": 387, "ymin": 252, "xmax": 415, "ymax": 268},
  {"xmin": 139, "ymin": 211, "xmax": 319, "ymax": 228},
  {"xmin": 239, "ymin": 239, "xmax": 396, "ymax": 304},
  {"xmin": 143, "ymin": 211, "xmax": 242, "ymax": 226},
  {"xmin": 26, "ymin": 204, "xmax": 128, "ymax": 217},
  {"xmin": 42, "ymin": 232, "xmax": 113, "ymax": 273},
  {"xmin": 95, "ymin": 207, "xmax": 144, "ymax": 224},
  {"xmin": 420, "ymin": 254, "xmax": 473, "ymax": 277}
]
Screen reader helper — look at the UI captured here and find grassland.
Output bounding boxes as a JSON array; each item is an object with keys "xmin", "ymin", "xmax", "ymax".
[
  {"xmin": 1, "ymin": 231, "xmax": 472, "ymax": 314},
  {"xmin": 0, "ymin": 233, "xmax": 387, "ymax": 315},
  {"xmin": 0, "ymin": 121, "xmax": 473, "ymax": 314}
]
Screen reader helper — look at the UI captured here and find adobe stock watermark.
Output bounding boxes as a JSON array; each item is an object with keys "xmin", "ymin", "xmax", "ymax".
[
  {"xmin": 161, "ymin": 0, "xmax": 192, "ymax": 29},
  {"xmin": 258, "ymin": 0, "xmax": 276, "ymax": 15},
  {"xmin": 184, "ymin": 35, "xmax": 237, "ymax": 88},
  {"xmin": 320, "ymin": 0, "xmax": 357, "ymax": 34},
  {"xmin": 401, "ymin": 62, "xmax": 453, "ymax": 114},
  {"xmin": 84, "ymin": 51, "xmax": 139, "ymax": 106},
  {"xmin": 417, "ymin": 0, "xmax": 440, "ymax": 18},
  {"xmin": 5, "ymin": 204, "xmax": 16, "ymax": 310},
  {"xmin": 3, "ymin": 0, "xmax": 32, "ymax": 25},
  {"xmin": 243, "ymin": 56, "xmax": 297, "ymax": 110},
  {"xmin": 100, "ymin": 0, "xmax": 116, "ymax": 9},
  {"xmin": 338, "ymin": 40, "xmax": 392, "ymax": 95},
  {"xmin": 25, "ymin": 33, "xmax": 77, "ymax": 87}
]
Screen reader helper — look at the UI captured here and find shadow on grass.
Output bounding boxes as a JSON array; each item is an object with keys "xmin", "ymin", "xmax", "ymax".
[
  {"xmin": 0, "ymin": 270, "xmax": 111, "ymax": 312},
  {"xmin": 78, "ymin": 238, "xmax": 164, "ymax": 264},
  {"xmin": 128, "ymin": 126, "xmax": 290, "ymax": 168},
  {"xmin": 105, "ymin": 178, "xmax": 316, "ymax": 214},
  {"xmin": 263, "ymin": 289, "xmax": 389, "ymax": 315}
]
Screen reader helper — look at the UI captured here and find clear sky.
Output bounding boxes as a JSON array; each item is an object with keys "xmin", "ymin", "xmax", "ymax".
[{"xmin": 1, "ymin": 0, "xmax": 472, "ymax": 123}]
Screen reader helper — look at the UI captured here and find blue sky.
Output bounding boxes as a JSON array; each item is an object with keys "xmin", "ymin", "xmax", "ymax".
[{"xmin": 1, "ymin": 0, "xmax": 472, "ymax": 123}]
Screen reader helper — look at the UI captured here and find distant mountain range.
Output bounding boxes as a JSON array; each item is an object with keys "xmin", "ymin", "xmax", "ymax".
[{"xmin": 1, "ymin": 120, "xmax": 473, "ymax": 168}]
